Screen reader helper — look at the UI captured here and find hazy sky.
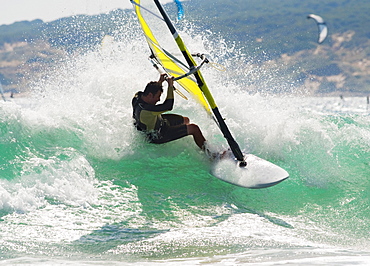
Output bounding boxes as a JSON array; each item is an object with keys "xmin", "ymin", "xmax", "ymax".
[{"xmin": 0, "ymin": 0, "xmax": 174, "ymax": 25}]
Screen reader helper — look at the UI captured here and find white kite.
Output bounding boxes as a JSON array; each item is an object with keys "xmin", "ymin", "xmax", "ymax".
[{"xmin": 307, "ymin": 14, "xmax": 328, "ymax": 44}]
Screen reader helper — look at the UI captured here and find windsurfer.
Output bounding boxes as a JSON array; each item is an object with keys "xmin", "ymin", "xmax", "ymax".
[{"xmin": 132, "ymin": 74, "xmax": 207, "ymax": 149}]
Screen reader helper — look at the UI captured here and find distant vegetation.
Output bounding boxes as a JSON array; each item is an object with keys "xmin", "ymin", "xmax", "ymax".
[
  {"xmin": 0, "ymin": 9, "xmax": 129, "ymax": 50},
  {"xmin": 0, "ymin": 9, "xmax": 130, "ymax": 92},
  {"xmin": 1, "ymin": 0, "xmax": 370, "ymax": 95},
  {"xmin": 185, "ymin": 0, "xmax": 370, "ymax": 55},
  {"xmin": 185, "ymin": 0, "xmax": 370, "ymax": 95},
  {"xmin": 0, "ymin": 19, "xmax": 44, "ymax": 45}
]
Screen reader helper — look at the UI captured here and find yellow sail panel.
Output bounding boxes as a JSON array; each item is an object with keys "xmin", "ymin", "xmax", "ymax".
[
  {"xmin": 172, "ymin": 32, "xmax": 217, "ymax": 110},
  {"xmin": 132, "ymin": 0, "xmax": 210, "ymax": 112}
]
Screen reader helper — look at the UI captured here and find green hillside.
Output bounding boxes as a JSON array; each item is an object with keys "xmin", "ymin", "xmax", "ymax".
[
  {"xmin": 0, "ymin": 9, "xmax": 130, "ymax": 92},
  {"xmin": 184, "ymin": 0, "xmax": 370, "ymax": 94},
  {"xmin": 185, "ymin": 0, "xmax": 370, "ymax": 53},
  {"xmin": 1, "ymin": 0, "xmax": 370, "ymax": 95}
]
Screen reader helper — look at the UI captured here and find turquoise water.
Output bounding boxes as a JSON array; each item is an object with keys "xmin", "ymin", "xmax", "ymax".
[{"xmin": 1, "ymin": 18, "xmax": 370, "ymax": 265}]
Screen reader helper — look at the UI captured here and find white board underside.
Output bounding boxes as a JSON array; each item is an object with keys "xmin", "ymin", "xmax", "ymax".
[{"xmin": 211, "ymin": 154, "xmax": 289, "ymax": 189}]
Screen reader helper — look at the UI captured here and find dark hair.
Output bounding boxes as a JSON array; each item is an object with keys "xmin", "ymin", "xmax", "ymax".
[{"xmin": 143, "ymin": 81, "xmax": 163, "ymax": 96}]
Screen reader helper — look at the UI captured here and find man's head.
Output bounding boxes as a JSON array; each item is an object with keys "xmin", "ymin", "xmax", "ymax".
[{"xmin": 142, "ymin": 81, "xmax": 163, "ymax": 104}]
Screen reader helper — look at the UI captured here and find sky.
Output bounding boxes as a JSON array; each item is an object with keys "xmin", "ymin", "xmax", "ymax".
[{"xmin": 0, "ymin": 0, "xmax": 174, "ymax": 26}]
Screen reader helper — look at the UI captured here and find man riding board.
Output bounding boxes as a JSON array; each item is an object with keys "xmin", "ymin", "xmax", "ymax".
[{"xmin": 132, "ymin": 74, "xmax": 206, "ymax": 149}]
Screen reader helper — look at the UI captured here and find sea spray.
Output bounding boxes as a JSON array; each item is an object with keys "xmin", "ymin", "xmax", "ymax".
[{"xmin": 0, "ymin": 13, "xmax": 370, "ymax": 264}]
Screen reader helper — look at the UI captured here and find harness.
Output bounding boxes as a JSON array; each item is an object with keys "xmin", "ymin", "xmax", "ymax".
[{"xmin": 132, "ymin": 92, "xmax": 164, "ymax": 141}]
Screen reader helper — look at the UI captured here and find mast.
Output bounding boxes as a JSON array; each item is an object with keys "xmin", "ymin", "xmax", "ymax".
[{"xmin": 153, "ymin": 0, "xmax": 246, "ymax": 165}]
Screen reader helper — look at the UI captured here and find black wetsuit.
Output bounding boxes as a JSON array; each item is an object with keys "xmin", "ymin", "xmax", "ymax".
[{"xmin": 132, "ymin": 89, "xmax": 188, "ymax": 143}]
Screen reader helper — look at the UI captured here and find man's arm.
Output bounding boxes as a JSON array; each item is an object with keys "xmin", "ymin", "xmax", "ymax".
[
  {"xmin": 143, "ymin": 76, "xmax": 175, "ymax": 113},
  {"xmin": 158, "ymin": 73, "xmax": 167, "ymax": 86},
  {"xmin": 165, "ymin": 76, "xmax": 174, "ymax": 100}
]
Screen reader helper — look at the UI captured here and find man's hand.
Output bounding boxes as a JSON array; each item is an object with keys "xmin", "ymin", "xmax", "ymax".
[
  {"xmin": 166, "ymin": 76, "xmax": 174, "ymax": 87},
  {"xmin": 158, "ymin": 73, "xmax": 167, "ymax": 84}
]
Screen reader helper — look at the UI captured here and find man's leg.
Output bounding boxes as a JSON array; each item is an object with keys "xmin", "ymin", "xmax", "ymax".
[
  {"xmin": 187, "ymin": 124, "xmax": 206, "ymax": 149},
  {"xmin": 159, "ymin": 115, "xmax": 205, "ymax": 149}
]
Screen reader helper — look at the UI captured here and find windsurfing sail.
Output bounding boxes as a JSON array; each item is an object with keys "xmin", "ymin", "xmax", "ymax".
[
  {"xmin": 130, "ymin": 0, "xmax": 245, "ymax": 165},
  {"xmin": 307, "ymin": 14, "xmax": 328, "ymax": 44}
]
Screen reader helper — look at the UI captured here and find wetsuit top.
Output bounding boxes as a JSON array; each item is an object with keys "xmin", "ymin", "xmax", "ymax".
[{"xmin": 132, "ymin": 87, "xmax": 174, "ymax": 133}]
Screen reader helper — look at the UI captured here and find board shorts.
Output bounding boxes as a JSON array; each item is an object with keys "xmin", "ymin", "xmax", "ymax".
[{"xmin": 148, "ymin": 114, "xmax": 188, "ymax": 144}]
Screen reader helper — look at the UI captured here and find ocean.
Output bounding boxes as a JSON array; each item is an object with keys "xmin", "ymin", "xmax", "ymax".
[{"xmin": 1, "ymin": 12, "xmax": 370, "ymax": 265}]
